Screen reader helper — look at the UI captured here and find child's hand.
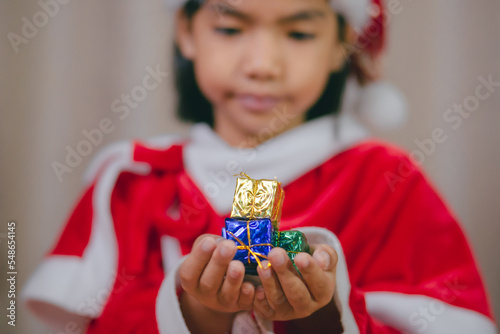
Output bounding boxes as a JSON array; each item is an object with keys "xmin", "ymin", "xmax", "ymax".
[
  {"xmin": 253, "ymin": 245, "xmax": 338, "ymax": 321},
  {"xmin": 179, "ymin": 234, "xmax": 256, "ymax": 313}
]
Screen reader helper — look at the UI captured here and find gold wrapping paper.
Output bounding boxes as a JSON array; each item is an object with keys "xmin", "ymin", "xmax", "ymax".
[{"xmin": 230, "ymin": 173, "xmax": 284, "ymax": 229}]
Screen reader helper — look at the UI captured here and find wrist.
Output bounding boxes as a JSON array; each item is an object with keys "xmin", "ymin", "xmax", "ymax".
[
  {"xmin": 282, "ymin": 298, "xmax": 343, "ymax": 334},
  {"xmin": 179, "ymin": 289, "xmax": 236, "ymax": 334}
]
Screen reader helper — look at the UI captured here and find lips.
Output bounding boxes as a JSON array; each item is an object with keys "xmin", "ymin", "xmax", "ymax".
[{"xmin": 236, "ymin": 94, "xmax": 283, "ymax": 112}]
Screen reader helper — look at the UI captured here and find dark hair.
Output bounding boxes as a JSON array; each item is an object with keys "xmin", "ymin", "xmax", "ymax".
[{"xmin": 173, "ymin": 1, "xmax": 349, "ymax": 126}]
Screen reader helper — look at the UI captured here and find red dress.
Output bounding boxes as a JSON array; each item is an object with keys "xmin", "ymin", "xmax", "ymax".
[{"xmin": 22, "ymin": 115, "xmax": 496, "ymax": 333}]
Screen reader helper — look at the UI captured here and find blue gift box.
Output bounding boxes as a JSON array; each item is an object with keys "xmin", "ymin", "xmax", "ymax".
[{"xmin": 222, "ymin": 218, "xmax": 274, "ymax": 274}]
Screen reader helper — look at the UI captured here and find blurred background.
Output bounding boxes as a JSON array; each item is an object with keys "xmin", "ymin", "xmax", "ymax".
[{"xmin": 1, "ymin": 0, "xmax": 499, "ymax": 333}]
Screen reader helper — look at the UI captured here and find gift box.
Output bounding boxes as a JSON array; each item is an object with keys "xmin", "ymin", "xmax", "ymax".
[
  {"xmin": 273, "ymin": 230, "xmax": 310, "ymax": 263},
  {"xmin": 222, "ymin": 217, "xmax": 275, "ymax": 275},
  {"xmin": 230, "ymin": 173, "xmax": 284, "ymax": 229}
]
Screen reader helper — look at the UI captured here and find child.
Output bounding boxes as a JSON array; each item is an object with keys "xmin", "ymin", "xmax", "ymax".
[{"xmin": 22, "ymin": 0, "xmax": 496, "ymax": 333}]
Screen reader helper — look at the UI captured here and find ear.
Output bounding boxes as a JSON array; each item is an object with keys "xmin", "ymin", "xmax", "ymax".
[{"xmin": 175, "ymin": 9, "xmax": 196, "ymax": 60}]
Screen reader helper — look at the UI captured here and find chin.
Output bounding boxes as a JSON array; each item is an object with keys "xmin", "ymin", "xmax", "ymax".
[
  {"xmin": 215, "ymin": 99, "xmax": 303, "ymax": 145},
  {"xmin": 241, "ymin": 114, "xmax": 277, "ymax": 132}
]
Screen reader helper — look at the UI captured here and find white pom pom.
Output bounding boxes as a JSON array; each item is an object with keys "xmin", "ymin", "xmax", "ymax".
[{"xmin": 357, "ymin": 81, "xmax": 409, "ymax": 129}]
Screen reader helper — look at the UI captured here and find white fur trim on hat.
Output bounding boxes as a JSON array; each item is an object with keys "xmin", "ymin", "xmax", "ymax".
[{"xmin": 330, "ymin": 0, "xmax": 371, "ymax": 30}]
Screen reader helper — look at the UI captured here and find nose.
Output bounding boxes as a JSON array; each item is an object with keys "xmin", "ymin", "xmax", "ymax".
[{"xmin": 241, "ymin": 30, "xmax": 283, "ymax": 81}]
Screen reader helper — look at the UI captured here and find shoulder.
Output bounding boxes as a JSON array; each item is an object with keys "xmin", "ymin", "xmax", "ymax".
[
  {"xmin": 83, "ymin": 133, "xmax": 187, "ymax": 186},
  {"xmin": 341, "ymin": 139, "xmax": 413, "ymax": 162},
  {"xmin": 334, "ymin": 139, "xmax": 419, "ymax": 175},
  {"xmin": 342, "ymin": 139, "xmax": 453, "ymax": 201},
  {"xmin": 312, "ymin": 138, "xmax": 428, "ymax": 195}
]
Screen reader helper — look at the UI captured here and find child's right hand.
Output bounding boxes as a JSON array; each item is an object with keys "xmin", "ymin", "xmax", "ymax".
[{"xmin": 179, "ymin": 234, "xmax": 256, "ymax": 313}]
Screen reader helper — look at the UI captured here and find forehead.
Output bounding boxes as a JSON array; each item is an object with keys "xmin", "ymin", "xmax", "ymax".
[{"xmin": 202, "ymin": 0, "xmax": 332, "ymax": 24}]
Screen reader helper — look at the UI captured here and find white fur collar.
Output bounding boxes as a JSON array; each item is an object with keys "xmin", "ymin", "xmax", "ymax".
[{"xmin": 184, "ymin": 113, "xmax": 369, "ymax": 215}]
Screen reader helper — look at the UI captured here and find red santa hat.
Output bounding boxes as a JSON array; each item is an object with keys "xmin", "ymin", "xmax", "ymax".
[{"xmin": 166, "ymin": 0, "xmax": 408, "ymax": 129}]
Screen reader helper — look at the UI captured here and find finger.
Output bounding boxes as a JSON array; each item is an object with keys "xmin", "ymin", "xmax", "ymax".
[
  {"xmin": 218, "ymin": 260, "xmax": 245, "ymax": 307},
  {"xmin": 253, "ymin": 285, "xmax": 275, "ymax": 320},
  {"xmin": 179, "ymin": 236, "xmax": 217, "ymax": 292},
  {"xmin": 192, "ymin": 233, "xmax": 222, "ymax": 249},
  {"xmin": 294, "ymin": 252, "xmax": 335, "ymax": 306},
  {"xmin": 237, "ymin": 281, "xmax": 255, "ymax": 310},
  {"xmin": 198, "ymin": 239, "xmax": 237, "ymax": 295},
  {"xmin": 312, "ymin": 244, "xmax": 338, "ymax": 273},
  {"xmin": 257, "ymin": 260, "xmax": 292, "ymax": 314},
  {"xmin": 267, "ymin": 248, "xmax": 311, "ymax": 310}
]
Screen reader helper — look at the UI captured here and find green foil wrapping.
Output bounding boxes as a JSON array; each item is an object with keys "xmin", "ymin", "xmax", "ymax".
[{"xmin": 273, "ymin": 230, "xmax": 310, "ymax": 262}]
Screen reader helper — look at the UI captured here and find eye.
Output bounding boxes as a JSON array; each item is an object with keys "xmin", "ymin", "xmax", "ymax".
[
  {"xmin": 214, "ymin": 27, "xmax": 242, "ymax": 36},
  {"xmin": 289, "ymin": 32, "xmax": 316, "ymax": 40}
]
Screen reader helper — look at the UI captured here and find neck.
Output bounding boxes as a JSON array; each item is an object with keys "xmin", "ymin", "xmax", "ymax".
[{"xmin": 213, "ymin": 112, "xmax": 306, "ymax": 149}]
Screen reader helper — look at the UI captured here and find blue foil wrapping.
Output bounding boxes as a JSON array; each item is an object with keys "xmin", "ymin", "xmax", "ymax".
[{"xmin": 223, "ymin": 218, "xmax": 274, "ymax": 273}]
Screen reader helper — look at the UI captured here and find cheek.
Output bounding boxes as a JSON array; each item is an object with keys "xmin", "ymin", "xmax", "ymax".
[
  {"xmin": 193, "ymin": 40, "xmax": 237, "ymax": 102},
  {"xmin": 288, "ymin": 40, "xmax": 336, "ymax": 91},
  {"xmin": 287, "ymin": 53, "xmax": 331, "ymax": 105}
]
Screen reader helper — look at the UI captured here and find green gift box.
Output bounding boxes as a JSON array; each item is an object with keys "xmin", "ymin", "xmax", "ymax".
[{"xmin": 273, "ymin": 230, "xmax": 310, "ymax": 263}]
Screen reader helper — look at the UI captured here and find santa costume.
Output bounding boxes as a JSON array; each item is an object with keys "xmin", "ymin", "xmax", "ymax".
[{"xmin": 22, "ymin": 0, "xmax": 496, "ymax": 333}]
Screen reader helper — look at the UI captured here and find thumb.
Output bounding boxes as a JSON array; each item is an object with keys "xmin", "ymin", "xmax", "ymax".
[{"xmin": 312, "ymin": 244, "xmax": 338, "ymax": 271}]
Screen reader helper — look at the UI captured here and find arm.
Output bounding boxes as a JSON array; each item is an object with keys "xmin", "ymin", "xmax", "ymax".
[
  {"xmin": 266, "ymin": 147, "xmax": 497, "ymax": 333},
  {"xmin": 281, "ymin": 297, "xmax": 344, "ymax": 334},
  {"xmin": 21, "ymin": 184, "xmax": 98, "ymax": 332},
  {"xmin": 176, "ymin": 235, "xmax": 256, "ymax": 333},
  {"xmin": 253, "ymin": 243, "xmax": 344, "ymax": 334},
  {"xmin": 180, "ymin": 289, "xmax": 236, "ymax": 333},
  {"xmin": 253, "ymin": 227, "xmax": 400, "ymax": 334},
  {"xmin": 22, "ymin": 141, "xmax": 174, "ymax": 333}
]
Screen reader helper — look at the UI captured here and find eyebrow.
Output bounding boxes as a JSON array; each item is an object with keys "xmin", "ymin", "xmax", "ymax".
[{"xmin": 208, "ymin": 3, "xmax": 327, "ymax": 24}]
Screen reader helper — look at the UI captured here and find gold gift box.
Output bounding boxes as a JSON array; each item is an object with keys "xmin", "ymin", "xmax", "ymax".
[{"xmin": 230, "ymin": 173, "xmax": 284, "ymax": 229}]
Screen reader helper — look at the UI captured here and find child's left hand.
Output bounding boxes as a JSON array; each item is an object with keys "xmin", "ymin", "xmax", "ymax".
[{"xmin": 253, "ymin": 244, "xmax": 338, "ymax": 321}]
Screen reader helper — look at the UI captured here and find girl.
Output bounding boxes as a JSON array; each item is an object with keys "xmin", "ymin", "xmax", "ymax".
[{"xmin": 22, "ymin": 0, "xmax": 496, "ymax": 333}]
